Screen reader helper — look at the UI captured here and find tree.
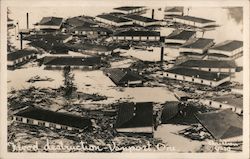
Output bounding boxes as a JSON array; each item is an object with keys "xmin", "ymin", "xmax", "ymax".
[{"xmin": 62, "ymin": 66, "xmax": 76, "ymax": 99}]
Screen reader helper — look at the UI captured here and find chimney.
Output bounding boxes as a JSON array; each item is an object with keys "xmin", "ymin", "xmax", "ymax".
[
  {"xmin": 20, "ymin": 32, "xmax": 23, "ymax": 50},
  {"xmin": 26, "ymin": 13, "xmax": 29, "ymax": 29},
  {"xmin": 160, "ymin": 46, "xmax": 164, "ymax": 62},
  {"xmin": 152, "ymin": 9, "xmax": 154, "ymax": 19}
]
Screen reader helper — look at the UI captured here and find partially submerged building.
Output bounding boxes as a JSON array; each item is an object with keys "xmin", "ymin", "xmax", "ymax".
[
  {"xmin": 124, "ymin": 14, "xmax": 162, "ymax": 27},
  {"xmin": 165, "ymin": 30, "xmax": 196, "ymax": 46},
  {"xmin": 112, "ymin": 30, "xmax": 160, "ymax": 42},
  {"xmin": 115, "ymin": 102, "xmax": 153, "ymax": 135},
  {"xmin": 177, "ymin": 59, "xmax": 237, "ymax": 73},
  {"xmin": 200, "ymin": 94, "xmax": 243, "ymax": 115},
  {"xmin": 164, "ymin": 67, "xmax": 230, "ymax": 87},
  {"xmin": 195, "ymin": 109, "xmax": 242, "ymax": 142},
  {"xmin": 35, "ymin": 16, "xmax": 63, "ymax": 30},
  {"xmin": 8, "ymin": 49, "xmax": 37, "ymax": 69},
  {"xmin": 12, "ymin": 107, "xmax": 92, "ymax": 131},
  {"xmin": 172, "ymin": 15, "xmax": 216, "ymax": 28},
  {"xmin": 113, "ymin": 6, "xmax": 146, "ymax": 14},
  {"xmin": 179, "ymin": 38, "xmax": 214, "ymax": 58},
  {"xmin": 95, "ymin": 14, "xmax": 133, "ymax": 26},
  {"xmin": 44, "ymin": 56, "xmax": 101, "ymax": 69},
  {"xmin": 207, "ymin": 40, "xmax": 243, "ymax": 60},
  {"xmin": 104, "ymin": 68, "xmax": 144, "ymax": 87},
  {"xmin": 174, "ymin": 90, "xmax": 191, "ymax": 101},
  {"xmin": 161, "ymin": 101, "xmax": 180, "ymax": 123}
]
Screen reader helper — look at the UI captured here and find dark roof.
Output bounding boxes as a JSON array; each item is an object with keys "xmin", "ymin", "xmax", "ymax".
[
  {"xmin": 178, "ymin": 60, "xmax": 237, "ymax": 68},
  {"xmin": 14, "ymin": 107, "xmax": 92, "ymax": 129},
  {"xmin": 44, "ymin": 56, "xmax": 101, "ymax": 66},
  {"xmin": 195, "ymin": 109, "xmax": 242, "ymax": 140},
  {"xmin": 115, "ymin": 102, "xmax": 153, "ymax": 128},
  {"xmin": 39, "ymin": 17, "xmax": 63, "ymax": 26},
  {"xmin": 166, "ymin": 30, "xmax": 196, "ymax": 40},
  {"xmin": 8, "ymin": 49, "xmax": 36, "ymax": 61},
  {"xmin": 68, "ymin": 43, "xmax": 114, "ymax": 52},
  {"xmin": 167, "ymin": 67, "xmax": 230, "ymax": 81},
  {"xmin": 209, "ymin": 40, "xmax": 243, "ymax": 52},
  {"xmin": 165, "ymin": 7, "xmax": 183, "ymax": 12},
  {"xmin": 24, "ymin": 34, "xmax": 72, "ymax": 42},
  {"xmin": 125, "ymin": 15, "xmax": 159, "ymax": 23},
  {"xmin": 104, "ymin": 68, "xmax": 143, "ymax": 85},
  {"xmin": 114, "ymin": 30, "xmax": 160, "ymax": 37},
  {"xmin": 96, "ymin": 14, "xmax": 132, "ymax": 23},
  {"xmin": 212, "ymin": 95, "xmax": 243, "ymax": 108},
  {"xmin": 114, "ymin": 6, "xmax": 144, "ymax": 11},
  {"xmin": 161, "ymin": 101, "xmax": 180, "ymax": 123},
  {"xmin": 175, "ymin": 15, "xmax": 215, "ymax": 23},
  {"xmin": 181, "ymin": 38, "xmax": 214, "ymax": 49}
]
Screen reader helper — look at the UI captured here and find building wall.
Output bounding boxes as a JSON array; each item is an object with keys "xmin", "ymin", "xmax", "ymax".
[
  {"xmin": 116, "ymin": 127, "xmax": 153, "ymax": 133},
  {"xmin": 164, "ymin": 71, "xmax": 230, "ymax": 87},
  {"xmin": 189, "ymin": 67, "xmax": 236, "ymax": 73},
  {"xmin": 165, "ymin": 12, "xmax": 183, "ymax": 16},
  {"xmin": 45, "ymin": 65, "xmax": 94, "ymax": 70},
  {"xmin": 12, "ymin": 116, "xmax": 82, "ymax": 131},
  {"xmin": 200, "ymin": 99, "xmax": 243, "ymax": 115},
  {"xmin": 165, "ymin": 39, "xmax": 187, "ymax": 45},
  {"xmin": 35, "ymin": 25, "xmax": 61, "ymax": 30},
  {"xmin": 113, "ymin": 35, "xmax": 160, "ymax": 41},
  {"xmin": 95, "ymin": 17, "xmax": 133, "ymax": 26}
]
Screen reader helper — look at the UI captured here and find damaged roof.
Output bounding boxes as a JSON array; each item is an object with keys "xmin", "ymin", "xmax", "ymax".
[
  {"xmin": 178, "ymin": 60, "xmax": 237, "ymax": 68},
  {"xmin": 8, "ymin": 49, "xmax": 37, "ymax": 61},
  {"xmin": 195, "ymin": 109, "xmax": 242, "ymax": 140},
  {"xmin": 14, "ymin": 107, "xmax": 92, "ymax": 129},
  {"xmin": 209, "ymin": 40, "xmax": 243, "ymax": 52},
  {"xmin": 167, "ymin": 67, "xmax": 230, "ymax": 81},
  {"xmin": 38, "ymin": 17, "xmax": 63, "ymax": 26},
  {"xmin": 104, "ymin": 68, "xmax": 143, "ymax": 86},
  {"xmin": 212, "ymin": 94, "xmax": 243, "ymax": 109},
  {"xmin": 161, "ymin": 101, "xmax": 180, "ymax": 123},
  {"xmin": 115, "ymin": 102, "xmax": 153, "ymax": 128}
]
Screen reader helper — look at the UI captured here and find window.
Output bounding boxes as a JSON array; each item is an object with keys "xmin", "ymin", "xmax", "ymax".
[
  {"xmin": 27, "ymin": 119, "xmax": 34, "ymax": 124},
  {"xmin": 201, "ymin": 80, "xmax": 203, "ymax": 83},
  {"xmin": 219, "ymin": 104, "xmax": 222, "ymax": 108},
  {"xmin": 16, "ymin": 117, "xmax": 22, "ymax": 122},
  {"xmin": 208, "ymin": 68, "xmax": 211, "ymax": 72},
  {"xmin": 174, "ymin": 75, "xmax": 177, "ymax": 78},
  {"xmin": 210, "ymin": 82, "xmax": 212, "ymax": 86},
  {"xmin": 49, "ymin": 123, "xmax": 56, "ymax": 128},
  {"xmin": 166, "ymin": 74, "xmax": 169, "ymax": 77},
  {"xmin": 192, "ymin": 78, "xmax": 194, "ymax": 82},
  {"xmin": 38, "ymin": 121, "xmax": 45, "ymax": 126},
  {"xmin": 209, "ymin": 101, "xmax": 212, "ymax": 105}
]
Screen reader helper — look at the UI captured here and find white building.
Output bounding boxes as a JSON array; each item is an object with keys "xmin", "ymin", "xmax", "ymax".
[
  {"xmin": 200, "ymin": 95, "xmax": 243, "ymax": 115},
  {"xmin": 95, "ymin": 14, "xmax": 133, "ymax": 27},
  {"xmin": 124, "ymin": 14, "xmax": 162, "ymax": 27},
  {"xmin": 113, "ymin": 6, "xmax": 146, "ymax": 14},
  {"xmin": 208, "ymin": 40, "xmax": 243, "ymax": 60},
  {"xmin": 112, "ymin": 30, "xmax": 160, "ymax": 42},
  {"xmin": 172, "ymin": 15, "xmax": 216, "ymax": 28},
  {"xmin": 164, "ymin": 67, "xmax": 230, "ymax": 87}
]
